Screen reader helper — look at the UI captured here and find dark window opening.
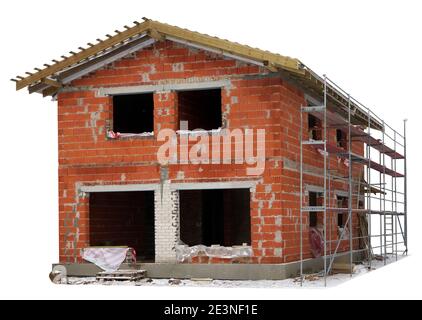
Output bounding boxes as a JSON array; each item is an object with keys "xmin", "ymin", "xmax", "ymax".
[
  {"xmin": 336, "ymin": 129, "xmax": 347, "ymax": 149},
  {"xmin": 309, "ymin": 191, "xmax": 322, "ymax": 227},
  {"xmin": 309, "ymin": 212, "xmax": 318, "ymax": 228},
  {"xmin": 178, "ymin": 89, "xmax": 222, "ymax": 131},
  {"xmin": 179, "ymin": 189, "xmax": 251, "ymax": 246},
  {"xmin": 337, "ymin": 195, "xmax": 348, "ymax": 227},
  {"xmin": 89, "ymin": 191, "xmax": 155, "ymax": 262},
  {"xmin": 338, "ymin": 213, "xmax": 345, "ymax": 228},
  {"xmin": 308, "ymin": 114, "xmax": 322, "ymax": 140},
  {"xmin": 337, "ymin": 195, "xmax": 348, "ymax": 208},
  {"xmin": 113, "ymin": 93, "xmax": 154, "ymax": 133}
]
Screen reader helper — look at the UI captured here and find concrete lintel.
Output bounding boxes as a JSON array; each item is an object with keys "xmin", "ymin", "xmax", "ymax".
[
  {"xmin": 80, "ymin": 183, "xmax": 159, "ymax": 193},
  {"xmin": 79, "ymin": 181, "xmax": 257, "ymax": 193},
  {"xmin": 306, "ymin": 184, "xmax": 324, "ymax": 193},
  {"xmin": 98, "ymin": 79, "xmax": 231, "ymax": 96},
  {"xmin": 170, "ymin": 181, "xmax": 257, "ymax": 191},
  {"xmin": 335, "ymin": 190, "xmax": 349, "ymax": 198}
]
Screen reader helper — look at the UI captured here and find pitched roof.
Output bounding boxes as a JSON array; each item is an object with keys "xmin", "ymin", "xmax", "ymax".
[{"xmin": 11, "ymin": 18, "xmax": 381, "ymax": 129}]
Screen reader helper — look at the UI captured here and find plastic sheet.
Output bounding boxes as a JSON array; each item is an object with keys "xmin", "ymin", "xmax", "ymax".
[
  {"xmin": 176, "ymin": 128, "xmax": 222, "ymax": 136},
  {"xmin": 309, "ymin": 227, "xmax": 324, "ymax": 258},
  {"xmin": 175, "ymin": 244, "xmax": 252, "ymax": 263},
  {"xmin": 337, "ymin": 226, "xmax": 350, "ymax": 240},
  {"xmin": 107, "ymin": 130, "xmax": 154, "ymax": 139},
  {"xmin": 81, "ymin": 247, "xmax": 136, "ymax": 271}
]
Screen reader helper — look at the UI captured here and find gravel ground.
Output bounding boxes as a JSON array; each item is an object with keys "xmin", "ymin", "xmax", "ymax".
[{"xmin": 65, "ymin": 254, "xmax": 405, "ymax": 288}]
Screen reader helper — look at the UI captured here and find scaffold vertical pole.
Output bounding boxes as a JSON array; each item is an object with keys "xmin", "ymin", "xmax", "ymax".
[
  {"xmin": 300, "ymin": 106, "xmax": 303, "ymax": 286},
  {"xmin": 393, "ymin": 131, "xmax": 398, "ymax": 261},
  {"xmin": 323, "ymin": 75, "xmax": 327, "ymax": 287},
  {"xmin": 348, "ymin": 94, "xmax": 353, "ymax": 276},
  {"xmin": 403, "ymin": 119, "xmax": 408, "ymax": 254},
  {"xmin": 382, "ymin": 120, "xmax": 387, "ymax": 264},
  {"xmin": 367, "ymin": 109, "xmax": 372, "ymax": 269}
]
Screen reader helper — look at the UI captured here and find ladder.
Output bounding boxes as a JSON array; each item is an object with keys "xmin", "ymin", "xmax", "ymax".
[{"xmin": 384, "ymin": 214, "xmax": 394, "ymax": 257}]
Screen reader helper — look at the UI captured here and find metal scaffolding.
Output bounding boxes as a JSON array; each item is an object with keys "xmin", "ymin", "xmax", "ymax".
[{"xmin": 299, "ymin": 75, "xmax": 407, "ymax": 286}]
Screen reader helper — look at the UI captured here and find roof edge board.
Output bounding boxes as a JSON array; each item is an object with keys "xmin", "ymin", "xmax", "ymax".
[
  {"xmin": 15, "ymin": 20, "xmax": 152, "ymax": 90},
  {"xmin": 166, "ymin": 36, "xmax": 267, "ymax": 69},
  {"xmin": 149, "ymin": 20, "xmax": 303, "ymax": 75},
  {"xmin": 55, "ymin": 32, "xmax": 149, "ymax": 77},
  {"xmin": 58, "ymin": 37, "xmax": 156, "ymax": 84},
  {"xmin": 11, "ymin": 18, "xmax": 388, "ymax": 132},
  {"xmin": 302, "ymin": 67, "xmax": 383, "ymax": 130}
]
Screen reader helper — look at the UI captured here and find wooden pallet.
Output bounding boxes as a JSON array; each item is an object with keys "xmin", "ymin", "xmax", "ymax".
[
  {"xmin": 331, "ymin": 263, "xmax": 357, "ymax": 274},
  {"xmin": 96, "ymin": 269, "xmax": 146, "ymax": 282}
]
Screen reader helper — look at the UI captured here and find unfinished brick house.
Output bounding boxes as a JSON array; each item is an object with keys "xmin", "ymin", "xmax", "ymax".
[{"xmin": 13, "ymin": 18, "xmax": 407, "ymax": 280}]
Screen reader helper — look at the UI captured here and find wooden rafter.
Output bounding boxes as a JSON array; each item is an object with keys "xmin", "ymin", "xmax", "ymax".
[
  {"xmin": 42, "ymin": 78, "xmax": 61, "ymax": 88},
  {"xmin": 14, "ymin": 18, "xmax": 305, "ymax": 91},
  {"xmin": 28, "ymin": 82, "xmax": 49, "ymax": 94},
  {"xmin": 15, "ymin": 20, "xmax": 151, "ymax": 90},
  {"xmin": 42, "ymin": 86, "xmax": 59, "ymax": 97},
  {"xmin": 56, "ymin": 36, "xmax": 155, "ymax": 84}
]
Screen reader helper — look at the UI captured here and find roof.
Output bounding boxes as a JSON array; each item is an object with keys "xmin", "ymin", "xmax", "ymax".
[{"xmin": 11, "ymin": 18, "xmax": 382, "ymax": 129}]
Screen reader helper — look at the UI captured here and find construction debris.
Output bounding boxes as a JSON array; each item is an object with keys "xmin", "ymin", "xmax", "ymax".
[
  {"xmin": 331, "ymin": 263, "xmax": 357, "ymax": 274},
  {"xmin": 293, "ymin": 274, "xmax": 320, "ymax": 283},
  {"xmin": 191, "ymin": 278, "xmax": 213, "ymax": 283},
  {"xmin": 49, "ymin": 265, "xmax": 68, "ymax": 284},
  {"xmin": 96, "ymin": 269, "xmax": 146, "ymax": 282},
  {"xmin": 168, "ymin": 278, "xmax": 182, "ymax": 285}
]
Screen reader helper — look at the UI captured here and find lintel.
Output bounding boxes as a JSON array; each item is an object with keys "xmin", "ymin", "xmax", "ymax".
[
  {"xmin": 79, "ymin": 180, "xmax": 257, "ymax": 193},
  {"xmin": 98, "ymin": 79, "xmax": 231, "ymax": 96},
  {"xmin": 306, "ymin": 185, "xmax": 324, "ymax": 193},
  {"xmin": 80, "ymin": 184, "xmax": 158, "ymax": 193},
  {"xmin": 171, "ymin": 181, "xmax": 256, "ymax": 191},
  {"xmin": 335, "ymin": 190, "xmax": 349, "ymax": 198}
]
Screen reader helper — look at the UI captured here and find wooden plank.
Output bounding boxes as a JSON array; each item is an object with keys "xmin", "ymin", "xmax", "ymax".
[
  {"xmin": 42, "ymin": 86, "xmax": 59, "ymax": 97},
  {"xmin": 28, "ymin": 82, "xmax": 49, "ymax": 94},
  {"xmin": 263, "ymin": 61, "xmax": 278, "ymax": 72},
  {"xmin": 150, "ymin": 20, "xmax": 302, "ymax": 74},
  {"xmin": 331, "ymin": 263, "xmax": 356, "ymax": 274},
  {"xmin": 15, "ymin": 20, "xmax": 151, "ymax": 90},
  {"xmin": 16, "ymin": 18, "xmax": 303, "ymax": 90},
  {"xmin": 42, "ymin": 78, "xmax": 61, "ymax": 88},
  {"xmin": 16, "ymin": 19, "xmax": 303, "ymax": 90},
  {"xmin": 147, "ymin": 28, "xmax": 165, "ymax": 41},
  {"xmin": 96, "ymin": 269, "xmax": 146, "ymax": 281}
]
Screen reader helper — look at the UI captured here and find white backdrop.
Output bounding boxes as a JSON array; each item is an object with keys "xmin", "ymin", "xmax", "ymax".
[{"xmin": 0, "ymin": 0, "xmax": 421, "ymax": 299}]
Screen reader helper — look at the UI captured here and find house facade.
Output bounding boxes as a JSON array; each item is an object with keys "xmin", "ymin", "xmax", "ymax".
[{"xmin": 14, "ymin": 19, "xmax": 386, "ymax": 277}]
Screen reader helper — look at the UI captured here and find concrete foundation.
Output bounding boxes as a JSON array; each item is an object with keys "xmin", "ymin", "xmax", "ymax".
[{"xmin": 53, "ymin": 252, "xmax": 362, "ymax": 280}]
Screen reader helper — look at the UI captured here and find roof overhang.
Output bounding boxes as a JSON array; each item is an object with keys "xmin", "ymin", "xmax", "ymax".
[{"xmin": 11, "ymin": 18, "xmax": 382, "ymax": 130}]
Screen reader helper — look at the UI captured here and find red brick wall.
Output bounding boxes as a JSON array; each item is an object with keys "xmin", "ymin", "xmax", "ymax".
[{"xmin": 57, "ymin": 40, "xmax": 363, "ymax": 264}]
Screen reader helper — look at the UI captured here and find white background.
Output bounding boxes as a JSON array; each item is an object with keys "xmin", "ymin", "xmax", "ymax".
[{"xmin": 0, "ymin": 0, "xmax": 421, "ymax": 299}]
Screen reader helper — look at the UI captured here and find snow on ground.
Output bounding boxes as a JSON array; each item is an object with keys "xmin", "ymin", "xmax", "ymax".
[{"xmin": 65, "ymin": 254, "xmax": 405, "ymax": 288}]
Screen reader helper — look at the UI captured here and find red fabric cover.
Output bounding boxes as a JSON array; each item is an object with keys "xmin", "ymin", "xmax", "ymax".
[{"xmin": 309, "ymin": 227, "xmax": 324, "ymax": 258}]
